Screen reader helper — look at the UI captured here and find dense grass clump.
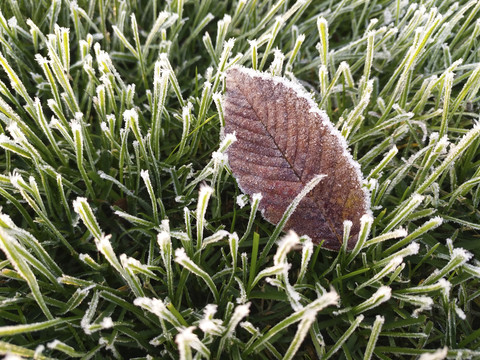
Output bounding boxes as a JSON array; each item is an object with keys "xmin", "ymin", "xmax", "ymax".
[{"xmin": 1, "ymin": 0, "xmax": 480, "ymax": 359}]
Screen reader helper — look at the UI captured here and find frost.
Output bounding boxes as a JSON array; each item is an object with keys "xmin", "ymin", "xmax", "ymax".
[
  {"xmin": 196, "ymin": 184, "xmax": 213, "ymax": 235},
  {"xmin": 375, "ymin": 286, "xmax": 392, "ymax": 300},
  {"xmin": 0, "ymin": 134, "xmax": 13, "ymax": 144},
  {"xmin": 4, "ymin": 355, "xmax": 23, "ymax": 360},
  {"xmin": 140, "ymin": 169, "xmax": 150, "ymax": 181},
  {"xmin": 120, "ymin": 254, "xmax": 146, "ymax": 271},
  {"xmin": 34, "ymin": 54, "xmax": 49, "ymax": 66},
  {"xmin": 176, "ymin": 326, "xmax": 198, "ymax": 343},
  {"xmin": 70, "ymin": 119, "xmax": 82, "ymax": 133},
  {"xmin": 72, "ymin": 197, "xmax": 87, "ymax": 214},
  {"xmin": 343, "ymin": 220, "xmax": 353, "ymax": 229},
  {"xmin": 252, "ymin": 192, "xmax": 263, "ymax": 203},
  {"xmin": 176, "ymin": 327, "xmax": 207, "ymax": 360},
  {"xmin": 269, "ymin": 48, "xmax": 285, "ymax": 75},
  {"xmin": 388, "ymin": 256, "xmax": 404, "ymax": 269},
  {"xmin": 174, "ymin": 248, "xmax": 189, "ymax": 262},
  {"xmin": 199, "ymin": 304, "xmax": 224, "ymax": 335},
  {"xmin": 133, "ymin": 297, "xmax": 182, "ymax": 329},
  {"xmin": 34, "ymin": 345, "xmax": 45, "ymax": 358},
  {"xmin": 438, "ymin": 278, "xmax": 451, "ymax": 293},
  {"xmin": 157, "ymin": 231, "xmax": 171, "ymax": 248},
  {"xmin": 0, "ymin": 212, "xmax": 15, "ymax": 229},
  {"xmin": 236, "ymin": 194, "xmax": 248, "ymax": 208},
  {"xmin": 406, "ymin": 242, "xmax": 420, "ymax": 256},
  {"xmin": 203, "ymin": 304, "xmax": 217, "ymax": 318},
  {"xmin": 274, "ymin": 230, "xmax": 300, "ymax": 266},
  {"xmin": 212, "ymin": 92, "xmax": 223, "ymax": 103},
  {"xmin": 452, "ymin": 247, "xmax": 473, "ymax": 263},
  {"xmin": 101, "ymin": 317, "xmax": 114, "ymax": 329},
  {"xmin": 205, "ymin": 66, "xmax": 213, "ymax": 82},
  {"xmin": 412, "ymin": 296, "xmax": 434, "ymax": 318},
  {"xmin": 123, "ymin": 108, "xmax": 138, "ymax": 126},
  {"xmin": 212, "ymin": 150, "xmax": 228, "ymax": 165},
  {"xmin": 247, "ymin": 39, "xmax": 258, "ymax": 49},
  {"xmin": 7, "ymin": 17, "xmax": 17, "ymax": 29},
  {"xmin": 285, "ymin": 281, "xmax": 302, "ymax": 311},
  {"xmin": 198, "ymin": 184, "xmax": 213, "ymax": 199},
  {"xmin": 418, "ymin": 347, "xmax": 448, "ymax": 360},
  {"xmin": 219, "ymin": 131, "xmax": 237, "ymax": 150},
  {"xmin": 10, "ymin": 171, "xmax": 25, "ymax": 190},
  {"xmin": 265, "ymin": 277, "xmax": 282, "ymax": 287},
  {"xmin": 47, "ymin": 340, "xmax": 60, "ymax": 349},
  {"xmin": 384, "ymin": 9, "xmax": 393, "ymax": 24},
  {"xmin": 225, "ymin": 303, "xmax": 250, "ymax": 336},
  {"xmin": 219, "ymin": 14, "xmax": 232, "ymax": 27},
  {"xmin": 372, "ymin": 227, "xmax": 408, "ymax": 244},
  {"xmin": 202, "ymin": 230, "xmax": 230, "ymax": 247},
  {"xmin": 455, "ymin": 305, "xmax": 466, "ymax": 320},
  {"xmin": 235, "ymin": 275, "xmax": 248, "ymax": 304}
]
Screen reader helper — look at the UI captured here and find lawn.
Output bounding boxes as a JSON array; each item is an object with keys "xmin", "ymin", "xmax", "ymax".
[{"xmin": 1, "ymin": 0, "xmax": 480, "ymax": 359}]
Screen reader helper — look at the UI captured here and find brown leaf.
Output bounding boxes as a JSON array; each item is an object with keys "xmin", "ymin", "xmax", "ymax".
[{"xmin": 224, "ymin": 67, "xmax": 371, "ymax": 251}]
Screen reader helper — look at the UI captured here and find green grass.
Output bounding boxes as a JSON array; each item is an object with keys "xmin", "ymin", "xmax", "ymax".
[{"xmin": 1, "ymin": 0, "xmax": 480, "ymax": 359}]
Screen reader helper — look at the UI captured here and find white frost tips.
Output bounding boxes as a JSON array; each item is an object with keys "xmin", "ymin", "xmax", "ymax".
[
  {"xmin": 174, "ymin": 247, "xmax": 189, "ymax": 262},
  {"xmin": 123, "ymin": 108, "xmax": 138, "ymax": 126},
  {"xmin": 101, "ymin": 316, "xmax": 114, "ymax": 329},
  {"xmin": 418, "ymin": 347, "xmax": 448, "ymax": 360},
  {"xmin": 452, "ymin": 247, "xmax": 473, "ymax": 264},
  {"xmin": 236, "ymin": 194, "xmax": 248, "ymax": 208},
  {"xmin": 274, "ymin": 230, "xmax": 300, "ymax": 266}
]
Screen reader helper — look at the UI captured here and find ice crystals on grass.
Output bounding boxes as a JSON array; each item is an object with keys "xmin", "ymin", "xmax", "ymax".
[
  {"xmin": 252, "ymin": 192, "xmax": 263, "ymax": 203},
  {"xmin": 251, "ymin": 262, "xmax": 290, "ymax": 289},
  {"xmin": 212, "ymin": 150, "xmax": 228, "ymax": 166},
  {"xmin": 174, "ymin": 247, "xmax": 189, "ymax": 263},
  {"xmin": 274, "ymin": 231, "xmax": 300, "ymax": 266},
  {"xmin": 176, "ymin": 326, "xmax": 210, "ymax": 360},
  {"xmin": 424, "ymin": 245, "xmax": 474, "ymax": 285},
  {"xmin": 123, "ymin": 108, "xmax": 138, "ymax": 128},
  {"xmin": 412, "ymin": 296, "xmax": 434, "ymax": 318},
  {"xmin": 285, "ymin": 280, "xmax": 303, "ymax": 311},
  {"xmin": 297, "ymin": 236, "xmax": 313, "ymax": 283},
  {"xmin": 337, "ymin": 286, "xmax": 391, "ymax": 315},
  {"xmin": 418, "ymin": 347, "xmax": 448, "ymax": 360},
  {"xmin": 455, "ymin": 304, "xmax": 466, "ymax": 320},
  {"xmin": 134, "ymin": 297, "xmax": 182, "ymax": 329},
  {"xmin": 437, "ymin": 278, "xmax": 451, "ymax": 294},
  {"xmin": 199, "ymin": 304, "xmax": 225, "ymax": 336},
  {"xmin": 235, "ymin": 275, "xmax": 248, "ymax": 305},
  {"xmin": 100, "ymin": 317, "xmax": 114, "ymax": 329},
  {"xmin": 4, "ymin": 354, "xmax": 24, "ymax": 360},
  {"xmin": 72, "ymin": 197, "xmax": 102, "ymax": 240},
  {"xmin": 236, "ymin": 194, "xmax": 248, "ymax": 208},
  {"xmin": 157, "ymin": 231, "xmax": 171, "ymax": 253},
  {"xmin": 196, "ymin": 184, "xmax": 213, "ymax": 248},
  {"xmin": 375, "ymin": 242, "xmax": 419, "ymax": 268},
  {"xmin": 120, "ymin": 254, "xmax": 156, "ymax": 278},
  {"xmin": 202, "ymin": 230, "xmax": 230, "ymax": 248},
  {"xmin": 269, "ymin": 48, "xmax": 285, "ymax": 76},
  {"xmin": 224, "ymin": 303, "xmax": 250, "ymax": 338},
  {"xmin": 451, "ymin": 247, "xmax": 474, "ymax": 263}
]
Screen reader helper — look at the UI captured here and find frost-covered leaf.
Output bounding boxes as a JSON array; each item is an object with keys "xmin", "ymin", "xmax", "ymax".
[{"xmin": 224, "ymin": 67, "xmax": 370, "ymax": 250}]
